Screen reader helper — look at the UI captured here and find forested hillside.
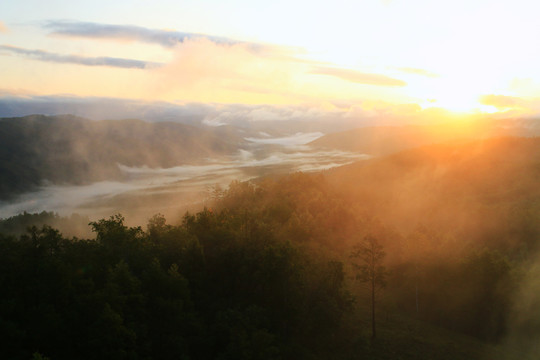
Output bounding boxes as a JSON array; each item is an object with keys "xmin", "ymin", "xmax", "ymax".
[
  {"xmin": 328, "ymin": 136, "xmax": 540, "ymax": 250},
  {"xmin": 0, "ymin": 115, "xmax": 244, "ymax": 199},
  {"xmin": 0, "ymin": 177, "xmax": 498, "ymax": 360},
  {"xmin": 1, "ymin": 137, "xmax": 539, "ymax": 359},
  {"xmin": 0, "ymin": 211, "xmax": 91, "ymax": 238}
]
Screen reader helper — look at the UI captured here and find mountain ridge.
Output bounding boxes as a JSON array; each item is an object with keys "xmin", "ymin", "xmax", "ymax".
[
  {"xmin": 310, "ymin": 119, "xmax": 540, "ymax": 156},
  {"xmin": 0, "ymin": 114, "xmax": 247, "ymax": 199},
  {"xmin": 325, "ymin": 136, "xmax": 540, "ymax": 246}
]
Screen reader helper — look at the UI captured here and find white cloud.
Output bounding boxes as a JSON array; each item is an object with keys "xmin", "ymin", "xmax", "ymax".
[{"xmin": 245, "ymin": 132, "xmax": 324, "ymax": 146}]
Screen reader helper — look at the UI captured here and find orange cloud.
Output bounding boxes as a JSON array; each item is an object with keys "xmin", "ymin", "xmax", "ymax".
[
  {"xmin": 479, "ymin": 94, "xmax": 527, "ymax": 109},
  {"xmin": 310, "ymin": 66, "xmax": 406, "ymax": 87},
  {"xmin": 0, "ymin": 88, "xmax": 36, "ymax": 97},
  {"xmin": 150, "ymin": 38, "xmax": 308, "ymax": 103},
  {"xmin": 150, "ymin": 39, "xmax": 410, "ymax": 105},
  {"xmin": 0, "ymin": 21, "xmax": 8, "ymax": 33},
  {"xmin": 396, "ymin": 67, "xmax": 438, "ymax": 78},
  {"xmin": 477, "ymin": 94, "xmax": 540, "ymax": 118}
]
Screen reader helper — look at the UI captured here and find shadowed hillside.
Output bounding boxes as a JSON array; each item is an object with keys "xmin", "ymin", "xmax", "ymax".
[{"xmin": 0, "ymin": 115, "xmax": 245, "ymax": 199}]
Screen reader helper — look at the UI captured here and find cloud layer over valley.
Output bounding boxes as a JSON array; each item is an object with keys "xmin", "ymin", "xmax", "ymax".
[{"xmin": 0, "ymin": 144, "xmax": 367, "ymax": 221}]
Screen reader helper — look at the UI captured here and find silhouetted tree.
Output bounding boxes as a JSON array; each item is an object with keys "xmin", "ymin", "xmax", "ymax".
[{"xmin": 351, "ymin": 234, "xmax": 388, "ymax": 340}]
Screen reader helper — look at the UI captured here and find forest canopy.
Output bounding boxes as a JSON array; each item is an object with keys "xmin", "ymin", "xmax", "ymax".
[{"xmin": 1, "ymin": 137, "xmax": 539, "ymax": 359}]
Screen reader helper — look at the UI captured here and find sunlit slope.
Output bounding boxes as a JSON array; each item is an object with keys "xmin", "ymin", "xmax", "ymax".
[
  {"xmin": 0, "ymin": 115, "xmax": 245, "ymax": 199},
  {"xmin": 327, "ymin": 137, "xmax": 540, "ymax": 249},
  {"xmin": 311, "ymin": 119, "xmax": 540, "ymax": 156}
]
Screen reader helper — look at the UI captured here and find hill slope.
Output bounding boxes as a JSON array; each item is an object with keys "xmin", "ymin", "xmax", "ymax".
[
  {"xmin": 326, "ymin": 136, "xmax": 540, "ymax": 249},
  {"xmin": 0, "ymin": 115, "xmax": 245, "ymax": 199},
  {"xmin": 310, "ymin": 119, "xmax": 540, "ymax": 156}
]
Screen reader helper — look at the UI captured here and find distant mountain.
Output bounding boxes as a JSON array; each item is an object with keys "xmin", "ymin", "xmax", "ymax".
[
  {"xmin": 326, "ymin": 136, "xmax": 540, "ymax": 246},
  {"xmin": 0, "ymin": 96, "xmax": 366, "ymax": 134},
  {"xmin": 310, "ymin": 119, "xmax": 540, "ymax": 156},
  {"xmin": 0, "ymin": 115, "xmax": 246, "ymax": 199}
]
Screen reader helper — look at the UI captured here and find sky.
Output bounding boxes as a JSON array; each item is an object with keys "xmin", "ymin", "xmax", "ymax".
[{"xmin": 1, "ymin": 0, "xmax": 540, "ymax": 123}]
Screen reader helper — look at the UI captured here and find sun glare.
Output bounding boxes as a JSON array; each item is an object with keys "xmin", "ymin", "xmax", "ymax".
[
  {"xmin": 426, "ymin": 98, "xmax": 501, "ymax": 115},
  {"xmin": 421, "ymin": 78, "xmax": 503, "ymax": 115}
]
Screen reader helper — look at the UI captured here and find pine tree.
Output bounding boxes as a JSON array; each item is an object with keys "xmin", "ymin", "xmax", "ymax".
[{"xmin": 351, "ymin": 235, "xmax": 388, "ymax": 340}]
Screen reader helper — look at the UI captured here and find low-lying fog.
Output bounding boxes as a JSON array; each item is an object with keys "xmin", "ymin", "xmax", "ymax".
[{"xmin": 0, "ymin": 133, "xmax": 368, "ymax": 224}]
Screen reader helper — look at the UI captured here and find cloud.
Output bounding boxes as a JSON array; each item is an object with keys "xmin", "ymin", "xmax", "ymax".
[
  {"xmin": 396, "ymin": 67, "xmax": 439, "ymax": 78},
  {"xmin": 0, "ymin": 94, "xmax": 365, "ymax": 134},
  {"xmin": 0, "ymin": 95, "xmax": 220, "ymax": 123},
  {"xmin": 479, "ymin": 94, "xmax": 540, "ymax": 117},
  {"xmin": 149, "ymin": 38, "xmax": 309, "ymax": 103},
  {"xmin": 310, "ymin": 66, "xmax": 406, "ymax": 87},
  {"xmin": 245, "ymin": 132, "xmax": 324, "ymax": 146},
  {"xmin": 44, "ymin": 20, "xmax": 258, "ymax": 50},
  {"xmin": 0, "ymin": 21, "xmax": 8, "ymax": 33},
  {"xmin": 0, "ymin": 88, "xmax": 35, "ymax": 97},
  {"xmin": 0, "ymin": 44, "xmax": 162, "ymax": 69},
  {"xmin": 479, "ymin": 94, "xmax": 528, "ymax": 109},
  {"xmin": 0, "ymin": 94, "xmax": 480, "ymax": 132}
]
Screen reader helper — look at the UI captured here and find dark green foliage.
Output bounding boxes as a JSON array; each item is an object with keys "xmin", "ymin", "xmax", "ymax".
[
  {"xmin": 351, "ymin": 235, "xmax": 388, "ymax": 340},
  {"xmin": 0, "ymin": 170, "xmax": 536, "ymax": 359},
  {"xmin": 0, "ymin": 211, "xmax": 91, "ymax": 238},
  {"xmin": 0, "ymin": 216, "xmax": 198, "ymax": 359},
  {"xmin": 0, "ymin": 201, "xmax": 352, "ymax": 359},
  {"xmin": 389, "ymin": 247, "xmax": 516, "ymax": 343}
]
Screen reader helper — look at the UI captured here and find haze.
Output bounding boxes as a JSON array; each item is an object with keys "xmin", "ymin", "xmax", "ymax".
[
  {"xmin": 1, "ymin": 1, "xmax": 540, "ymax": 359},
  {"xmin": 3, "ymin": 0, "xmax": 540, "ymax": 117}
]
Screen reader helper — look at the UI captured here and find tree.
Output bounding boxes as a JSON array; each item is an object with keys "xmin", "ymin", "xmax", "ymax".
[{"xmin": 351, "ymin": 234, "xmax": 388, "ymax": 340}]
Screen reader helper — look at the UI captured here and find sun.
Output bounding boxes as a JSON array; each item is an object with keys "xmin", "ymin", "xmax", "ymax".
[
  {"xmin": 421, "ymin": 82, "xmax": 501, "ymax": 115},
  {"xmin": 431, "ymin": 98, "xmax": 500, "ymax": 115}
]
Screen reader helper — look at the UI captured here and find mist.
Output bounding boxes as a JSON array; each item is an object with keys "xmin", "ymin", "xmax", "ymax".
[
  {"xmin": 0, "ymin": 112, "xmax": 538, "ymax": 359},
  {"xmin": 0, "ymin": 140, "xmax": 367, "ymax": 225},
  {"xmin": 3, "ymin": 2, "xmax": 540, "ymax": 358},
  {"xmin": 494, "ymin": 256, "xmax": 540, "ymax": 359}
]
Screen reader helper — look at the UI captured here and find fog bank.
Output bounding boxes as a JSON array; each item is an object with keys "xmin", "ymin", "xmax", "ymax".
[{"xmin": 0, "ymin": 146, "xmax": 368, "ymax": 223}]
